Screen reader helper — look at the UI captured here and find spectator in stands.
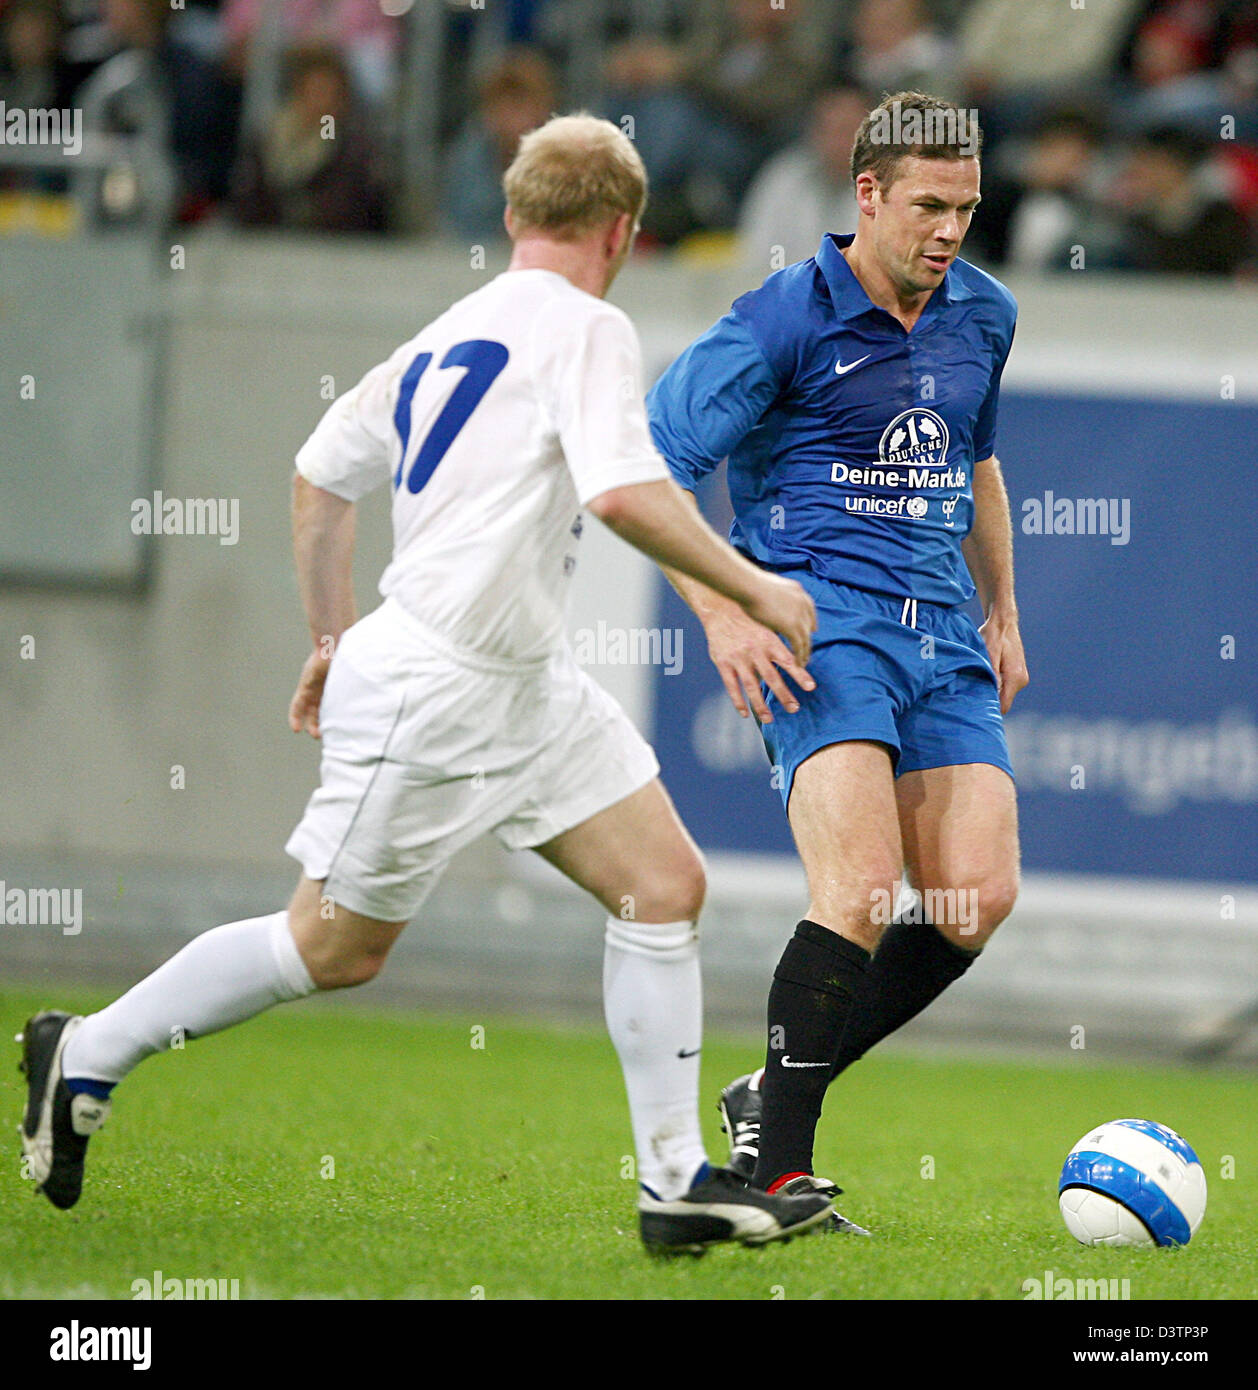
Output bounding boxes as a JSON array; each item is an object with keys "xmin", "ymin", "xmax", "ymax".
[
  {"xmin": 221, "ymin": 0, "xmax": 401, "ymax": 106},
  {"xmin": 973, "ymin": 109, "xmax": 1112, "ymax": 271},
  {"xmin": 230, "ymin": 41, "xmax": 387, "ymax": 233},
  {"xmin": 958, "ymin": 0, "xmax": 1143, "ymax": 149},
  {"xmin": 1111, "ymin": 0, "xmax": 1258, "ymax": 140},
  {"xmin": 603, "ymin": 0, "xmax": 835, "ymax": 242},
  {"xmin": 0, "ymin": 0, "xmax": 77, "ymax": 111},
  {"xmin": 75, "ymin": 0, "xmax": 240, "ymax": 220},
  {"xmin": 1109, "ymin": 126, "xmax": 1253, "ymax": 274},
  {"xmin": 442, "ymin": 46, "xmax": 556, "ymax": 244},
  {"xmin": 960, "ymin": 0, "xmax": 1142, "ymax": 96},
  {"xmin": 1130, "ymin": 1, "xmax": 1218, "ymax": 87},
  {"xmin": 738, "ymin": 85, "xmax": 868, "ymax": 274},
  {"xmin": 838, "ymin": 0, "xmax": 958, "ymax": 101},
  {"xmin": 0, "ymin": 0, "xmax": 79, "ymax": 191}
]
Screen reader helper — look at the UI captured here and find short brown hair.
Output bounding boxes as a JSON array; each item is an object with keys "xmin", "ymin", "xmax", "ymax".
[
  {"xmin": 503, "ymin": 113, "xmax": 648, "ymax": 238},
  {"xmin": 850, "ymin": 90, "xmax": 982, "ymax": 187}
]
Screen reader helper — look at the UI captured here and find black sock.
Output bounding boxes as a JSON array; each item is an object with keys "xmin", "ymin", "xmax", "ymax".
[
  {"xmin": 752, "ymin": 920, "xmax": 870, "ymax": 1190},
  {"xmin": 828, "ymin": 909, "xmax": 980, "ymax": 1082}
]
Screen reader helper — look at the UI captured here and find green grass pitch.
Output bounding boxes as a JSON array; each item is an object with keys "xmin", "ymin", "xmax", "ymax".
[{"xmin": 3, "ymin": 987, "xmax": 1255, "ymax": 1300}]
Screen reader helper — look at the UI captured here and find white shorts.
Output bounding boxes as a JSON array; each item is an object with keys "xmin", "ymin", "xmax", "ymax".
[{"xmin": 285, "ymin": 598, "xmax": 659, "ymax": 921}]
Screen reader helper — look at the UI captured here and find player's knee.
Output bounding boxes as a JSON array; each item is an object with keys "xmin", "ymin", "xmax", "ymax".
[
  {"xmin": 625, "ymin": 848, "xmax": 706, "ymax": 925},
  {"xmin": 809, "ymin": 861, "xmax": 900, "ymax": 950},
  {"xmin": 978, "ymin": 872, "xmax": 1019, "ymax": 933},
  {"xmin": 946, "ymin": 871, "xmax": 1018, "ymax": 941},
  {"xmin": 669, "ymin": 850, "xmax": 707, "ymax": 922},
  {"xmin": 306, "ymin": 946, "xmax": 389, "ymax": 990}
]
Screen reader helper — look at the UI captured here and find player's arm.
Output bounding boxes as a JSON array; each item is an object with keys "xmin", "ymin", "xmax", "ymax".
[
  {"xmin": 548, "ymin": 303, "xmax": 815, "ymax": 669},
  {"xmin": 963, "ymin": 454, "xmax": 1028, "ymax": 714},
  {"xmin": 646, "ymin": 307, "xmax": 814, "ymax": 723},
  {"xmin": 659, "ymin": 499, "xmax": 815, "ymax": 723},
  {"xmin": 287, "ymin": 357, "xmax": 396, "ymax": 737},
  {"xmin": 587, "ymin": 478, "xmax": 815, "ymax": 668},
  {"xmin": 288, "ymin": 475, "xmax": 357, "ymax": 738}
]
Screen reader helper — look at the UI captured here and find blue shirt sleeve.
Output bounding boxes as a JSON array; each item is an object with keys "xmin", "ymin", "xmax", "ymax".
[
  {"xmin": 646, "ymin": 308, "xmax": 782, "ymax": 491},
  {"xmin": 973, "ymin": 315, "xmax": 1016, "ymax": 462}
]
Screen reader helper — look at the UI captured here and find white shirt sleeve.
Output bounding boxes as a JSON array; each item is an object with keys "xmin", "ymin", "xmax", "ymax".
[
  {"xmin": 294, "ymin": 355, "xmax": 400, "ymax": 502},
  {"xmin": 535, "ymin": 300, "xmax": 671, "ymax": 507}
]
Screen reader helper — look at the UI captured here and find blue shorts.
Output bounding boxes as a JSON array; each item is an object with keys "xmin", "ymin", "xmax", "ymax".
[{"xmin": 761, "ymin": 571, "xmax": 1014, "ymax": 808}]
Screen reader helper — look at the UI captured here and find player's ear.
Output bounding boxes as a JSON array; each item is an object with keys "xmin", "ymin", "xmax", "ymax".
[
  {"xmin": 854, "ymin": 170, "xmax": 880, "ymax": 216},
  {"xmin": 606, "ymin": 211, "xmax": 632, "ymax": 260},
  {"xmin": 503, "ymin": 205, "xmax": 515, "ymax": 240}
]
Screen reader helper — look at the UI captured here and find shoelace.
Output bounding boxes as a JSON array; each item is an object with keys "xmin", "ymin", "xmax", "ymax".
[{"xmin": 731, "ymin": 1119, "xmax": 760, "ymax": 1147}]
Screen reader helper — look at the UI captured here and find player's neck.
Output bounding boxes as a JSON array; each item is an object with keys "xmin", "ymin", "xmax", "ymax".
[
  {"xmin": 842, "ymin": 238, "xmax": 931, "ymax": 333},
  {"xmin": 507, "ymin": 239, "xmax": 609, "ymax": 300}
]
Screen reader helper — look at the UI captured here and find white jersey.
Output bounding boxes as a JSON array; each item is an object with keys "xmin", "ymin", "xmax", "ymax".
[{"xmin": 295, "ymin": 268, "xmax": 671, "ymax": 665}]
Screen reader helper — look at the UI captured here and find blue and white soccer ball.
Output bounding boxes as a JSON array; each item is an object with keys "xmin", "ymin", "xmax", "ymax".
[{"xmin": 1058, "ymin": 1118, "xmax": 1207, "ymax": 1248}]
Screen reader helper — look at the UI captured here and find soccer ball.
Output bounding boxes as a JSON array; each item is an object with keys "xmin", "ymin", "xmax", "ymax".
[{"xmin": 1058, "ymin": 1118, "xmax": 1207, "ymax": 1248}]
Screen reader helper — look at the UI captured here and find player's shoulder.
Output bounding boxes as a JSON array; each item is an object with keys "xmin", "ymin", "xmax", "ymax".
[
  {"xmin": 517, "ymin": 270, "xmax": 637, "ymax": 344},
  {"xmin": 950, "ymin": 256, "xmax": 1018, "ymax": 326},
  {"xmin": 507, "ymin": 268, "xmax": 629, "ymax": 318},
  {"xmin": 732, "ymin": 255, "xmax": 825, "ymax": 324},
  {"xmin": 425, "ymin": 272, "xmax": 638, "ymax": 376},
  {"xmin": 728, "ymin": 257, "xmax": 828, "ymax": 373}
]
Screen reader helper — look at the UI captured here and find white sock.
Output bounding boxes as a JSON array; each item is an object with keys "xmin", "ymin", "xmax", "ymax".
[
  {"xmin": 603, "ymin": 916, "xmax": 709, "ymax": 1201},
  {"xmin": 62, "ymin": 911, "xmax": 315, "ymax": 1085}
]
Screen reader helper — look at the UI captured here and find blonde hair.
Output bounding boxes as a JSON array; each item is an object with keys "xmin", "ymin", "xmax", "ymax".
[{"xmin": 503, "ymin": 113, "xmax": 648, "ymax": 239}]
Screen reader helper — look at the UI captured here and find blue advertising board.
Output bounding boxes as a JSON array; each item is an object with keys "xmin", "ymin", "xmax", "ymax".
[{"xmin": 649, "ymin": 390, "xmax": 1257, "ymax": 883}]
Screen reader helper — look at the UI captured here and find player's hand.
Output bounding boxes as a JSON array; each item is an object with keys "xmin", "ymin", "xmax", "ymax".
[
  {"xmin": 741, "ymin": 573, "xmax": 817, "ymax": 670},
  {"xmin": 977, "ymin": 608, "xmax": 1029, "ymax": 714},
  {"xmin": 288, "ymin": 649, "xmax": 332, "ymax": 738},
  {"xmin": 707, "ymin": 583, "xmax": 817, "ymax": 724}
]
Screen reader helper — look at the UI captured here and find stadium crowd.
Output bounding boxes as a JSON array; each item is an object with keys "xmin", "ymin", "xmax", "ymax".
[{"xmin": 2, "ymin": 0, "xmax": 1256, "ymax": 275}]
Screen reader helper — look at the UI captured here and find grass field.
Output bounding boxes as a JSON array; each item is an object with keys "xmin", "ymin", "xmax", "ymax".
[{"xmin": 3, "ymin": 986, "xmax": 1256, "ymax": 1301}]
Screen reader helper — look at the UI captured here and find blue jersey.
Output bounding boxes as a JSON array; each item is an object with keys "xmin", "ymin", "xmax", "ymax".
[{"xmin": 647, "ymin": 232, "xmax": 1017, "ymax": 606}]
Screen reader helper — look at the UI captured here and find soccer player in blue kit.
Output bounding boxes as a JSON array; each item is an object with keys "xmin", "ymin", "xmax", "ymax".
[{"xmin": 648, "ymin": 92, "xmax": 1030, "ymax": 1231}]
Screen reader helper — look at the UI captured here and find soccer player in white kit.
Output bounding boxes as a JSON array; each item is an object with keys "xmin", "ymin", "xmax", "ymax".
[{"xmin": 17, "ymin": 115, "xmax": 834, "ymax": 1252}]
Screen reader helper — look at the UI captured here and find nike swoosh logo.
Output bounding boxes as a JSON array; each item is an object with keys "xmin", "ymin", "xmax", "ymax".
[
  {"xmin": 677, "ymin": 1047, "xmax": 701, "ymax": 1058},
  {"xmin": 834, "ymin": 355, "xmax": 871, "ymax": 376},
  {"xmin": 781, "ymin": 1056, "xmax": 830, "ymax": 1068}
]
